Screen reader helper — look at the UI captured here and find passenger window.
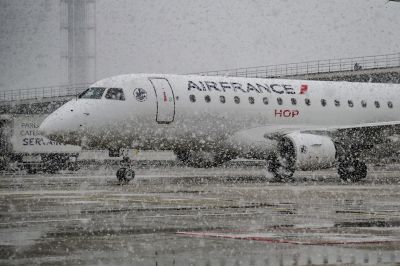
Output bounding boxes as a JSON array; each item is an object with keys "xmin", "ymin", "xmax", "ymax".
[
  {"xmin": 219, "ymin": 95, "xmax": 226, "ymax": 104},
  {"xmin": 348, "ymin": 100, "xmax": 354, "ymax": 108},
  {"xmin": 78, "ymin": 87, "xmax": 106, "ymax": 99},
  {"xmin": 388, "ymin": 101, "xmax": 393, "ymax": 109},
  {"xmin": 248, "ymin": 97, "xmax": 255, "ymax": 104},
  {"xmin": 105, "ymin": 88, "xmax": 125, "ymax": 100},
  {"xmin": 263, "ymin": 97, "xmax": 269, "ymax": 105},
  {"xmin": 321, "ymin": 99, "xmax": 327, "ymax": 107},
  {"xmin": 334, "ymin": 100, "xmax": 340, "ymax": 107},
  {"xmin": 277, "ymin": 98, "xmax": 283, "ymax": 105},
  {"xmin": 205, "ymin": 95, "xmax": 211, "ymax": 103},
  {"xmin": 305, "ymin": 98, "xmax": 311, "ymax": 106},
  {"xmin": 189, "ymin": 94, "xmax": 196, "ymax": 102},
  {"xmin": 291, "ymin": 98, "xmax": 297, "ymax": 105},
  {"xmin": 375, "ymin": 101, "xmax": 380, "ymax": 108},
  {"xmin": 234, "ymin": 96, "xmax": 240, "ymax": 104},
  {"xmin": 361, "ymin": 100, "xmax": 367, "ymax": 108}
]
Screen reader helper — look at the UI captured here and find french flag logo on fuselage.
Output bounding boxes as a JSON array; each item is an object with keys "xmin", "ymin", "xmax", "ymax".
[{"xmin": 300, "ymin": 84, "xmax": 308, "ymax": 95}]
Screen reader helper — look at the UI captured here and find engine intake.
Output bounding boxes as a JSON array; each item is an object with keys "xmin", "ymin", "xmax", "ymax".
[{"xmin": 279, "ymin": 133, "xmax": 336, "ymax": 170}]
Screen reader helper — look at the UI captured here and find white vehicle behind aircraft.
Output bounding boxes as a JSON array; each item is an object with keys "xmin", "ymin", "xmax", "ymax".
[
  {"xmin": 0, "ymin": 114, "xmax": 80, "ymax": 173},
  {"xmin": 40, "ymin": 74, "xmax": 400, "ymax": 182}
]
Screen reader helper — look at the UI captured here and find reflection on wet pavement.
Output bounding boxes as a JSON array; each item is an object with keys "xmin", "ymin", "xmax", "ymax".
[{"xmin": 1, "ymin": 164, "xmax": 400, "ymax": 265}]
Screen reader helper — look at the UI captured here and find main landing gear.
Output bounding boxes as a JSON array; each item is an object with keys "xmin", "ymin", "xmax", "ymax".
[
  {"xmin": 338, "ymin": 158, "xmax": 367, "ymax": 182},
  {"xmin": 116, "ymin": 157, "xmax": 135, "ymax": 183},
  {"xmin": 267, "ymin": 154, "xmax": 295, "ymax": 182},
  {"xmin": 267, "ymin": 139, "xmax": 296, "ymax": 182},
  {"xmin": 336, "ymin": 145, "xmax": 368, "ymax": 182}
]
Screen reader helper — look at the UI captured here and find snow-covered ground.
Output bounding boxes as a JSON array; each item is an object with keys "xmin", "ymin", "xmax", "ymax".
[{"xmin": 1, "ymin": 165, "xmax": 400, "ymax": 265}]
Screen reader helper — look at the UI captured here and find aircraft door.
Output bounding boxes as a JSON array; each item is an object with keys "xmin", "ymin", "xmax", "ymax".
[{"xmin": 149, "ymin": 77, "xmax": 175, "ymax": 124}]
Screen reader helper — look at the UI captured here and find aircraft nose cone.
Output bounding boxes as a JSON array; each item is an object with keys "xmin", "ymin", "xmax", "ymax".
[
  {"xmin": 39, "ymin": 114, "xmax": 75, "ymax": 144},
  {"xmin": 39, "ymin": 99, "xmax": 88, "ymax": 145},
  {"xmin": 39, "ymin": 115, "xmax": 58, "ymax": 138},
  {"xmin": 39, "ymin": 100, "xmax": 79, "ymax": 136}
]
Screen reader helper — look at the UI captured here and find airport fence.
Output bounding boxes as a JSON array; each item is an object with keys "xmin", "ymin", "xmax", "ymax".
[
  {"xmin": 1, "ymin": 53, "xmax": 400, "ymax": 103},
  {"xmin": 193, "ymin": 52, "xmax": 400, "ymax": 78},
  {"xmin": 0, "ymin": 84, "xmax": 89, "ymax": 103}
]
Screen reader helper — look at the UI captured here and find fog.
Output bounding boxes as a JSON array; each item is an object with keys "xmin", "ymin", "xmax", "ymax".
[
  {"xmin": 0, "ymin": 0, "xmax": 399, "ymax": 91},
  {"xmin": 2, "ymin": 2, "xmax": 400, "ymax": 264}
]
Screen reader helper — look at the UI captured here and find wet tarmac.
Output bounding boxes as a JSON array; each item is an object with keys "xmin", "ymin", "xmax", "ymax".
[{"xmin": 1, "ymin": 163, "xmax": 400, "ymax": 265}]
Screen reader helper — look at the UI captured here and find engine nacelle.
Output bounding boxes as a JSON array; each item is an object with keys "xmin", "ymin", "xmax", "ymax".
[{"xmin": 279, "ymin": 133, "xmax": 336, "ymax": 171}]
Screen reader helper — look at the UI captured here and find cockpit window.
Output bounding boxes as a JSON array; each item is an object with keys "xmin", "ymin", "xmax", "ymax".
[
  {"xmin": 105, "ymin": 88, "xmax": 125, "ymax": 101},
  {"xmin": 78, "ymin": 87, "xmax": 106, "ymax": 99}
]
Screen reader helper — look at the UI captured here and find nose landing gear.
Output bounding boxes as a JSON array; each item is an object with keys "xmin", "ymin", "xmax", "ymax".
[{"xmin": 116, "ymin": 157, "xmax": 135, "ymax": 183}]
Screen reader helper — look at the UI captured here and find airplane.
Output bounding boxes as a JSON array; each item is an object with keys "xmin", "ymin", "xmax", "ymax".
[{"xmin": 39, "ymin": 74, "xmax": 400, "ymax": 183}]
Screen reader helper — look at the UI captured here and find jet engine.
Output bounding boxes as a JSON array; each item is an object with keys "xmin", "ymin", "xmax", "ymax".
[{"xmin": 278, "ymin": 133, "xmax": 337, "ymax": 171}]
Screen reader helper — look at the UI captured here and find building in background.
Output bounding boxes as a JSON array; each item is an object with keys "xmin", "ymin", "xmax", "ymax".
[{"xmin": 60, "ymin": 0, "xmax": 96, "ymax": 86}]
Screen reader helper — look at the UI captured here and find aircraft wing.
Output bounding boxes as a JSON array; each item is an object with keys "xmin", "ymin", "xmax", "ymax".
[
  {"xmin": 304, "ymin": 121, "xmax": 400, "ymax": 133},
  {"xmin": 304, "ymin": 121, "xmax": 400, "ymax": 149},
  {"xmin": 229, "ymin": 121, "xmax": 400, "ymax": 154},
  {"xmin": 247, "ymin": 121, "xmax": 400, "ymax": 138}
]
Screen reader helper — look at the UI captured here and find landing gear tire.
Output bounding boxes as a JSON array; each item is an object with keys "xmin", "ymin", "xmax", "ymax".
[
  {"xmin": 338, "ymin": 159, "xmax": 367, "ymax": 182},
  {"xmin": 116, "ymin": 167, "xmax": 135, "ymax": 184},
  {"xmin": 267, "ymin": 155, "xmax": 295, "ymax": 182}
]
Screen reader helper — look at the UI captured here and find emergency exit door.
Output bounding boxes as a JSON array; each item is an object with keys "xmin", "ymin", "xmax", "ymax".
[{"xmin": 149, "ymin": 78, "xmax": 175, "ymax": 124}]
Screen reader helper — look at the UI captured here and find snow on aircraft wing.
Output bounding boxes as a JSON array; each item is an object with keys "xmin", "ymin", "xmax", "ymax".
[
  {"xmin": 305, "ymin": 121, "xmax": 400, "ymax": 133},
  {"xmin": 300, "ymin": 121, "xmax": 400, "ymax": 141},
  {"xmin": 230, "ymin": 121, "xmax": 400, "ymax": 148},
  {"xmin": 303, "ymin": 121, "xmax": 400, "ymax": 147}
]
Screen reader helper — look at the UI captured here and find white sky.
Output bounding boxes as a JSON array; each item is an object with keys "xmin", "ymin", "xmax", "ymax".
[{"xmin": 1, "ymin": 0, "xmax": 400, "ymax": 91}]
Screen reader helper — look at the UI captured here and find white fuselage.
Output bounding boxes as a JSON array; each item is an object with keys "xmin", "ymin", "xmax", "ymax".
[{"xmin": 40, "ymin": 74, "xmax": 400, "ymax": 156}]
